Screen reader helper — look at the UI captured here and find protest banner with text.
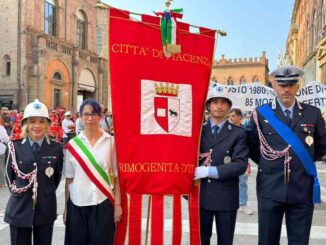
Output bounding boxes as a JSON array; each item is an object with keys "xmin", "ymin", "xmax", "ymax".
[{"xmin": 211, "ymin": 81, "xmax": 326, "ymax": 117}]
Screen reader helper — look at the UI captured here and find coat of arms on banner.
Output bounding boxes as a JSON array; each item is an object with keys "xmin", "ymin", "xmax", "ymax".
[{"xmin": 141, "ymin": 80, "xmax": 192, "ymax": 136}]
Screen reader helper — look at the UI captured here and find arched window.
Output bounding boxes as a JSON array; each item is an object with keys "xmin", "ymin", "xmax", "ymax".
[
  {"xmin": 44, "ymin": 0, "xmax": 56, "ymax": 36},
  {"xmin": 2, "ymin": 55, "xmax": 11, "ymax": 76},
  {"xmin": 77, "ymin": 10, "xmax": 87, "ymax": 50},
  {"xmin": 53, "ymin": 72, "xmax": 62, "ymax": 80},
  {"xmin": 252, "ymin": 76, "xmax": 259, "ymax": 83},
  {"xmin": 312, "ymin": 10, "xmax": 317, "ymax": 50},
  {"xmin": 240, "ymin": 77, "xmax": 246, "ymax": 84},
  {"xmin": 227, "ymin": 77, "xmax": 234, "ymax": 85}
]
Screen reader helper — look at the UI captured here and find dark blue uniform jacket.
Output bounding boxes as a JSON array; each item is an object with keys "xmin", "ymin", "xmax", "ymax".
[
  {"xmin": 247, "ymin": 101, "xmax": 326, "ymax": 204},
  {"xmin": 4, "ymin": 139, "xmax": 63, "ymax": 227},
  {"xmin": 200, "ymin": 120, "xmax": 249, "ymax": 211}
]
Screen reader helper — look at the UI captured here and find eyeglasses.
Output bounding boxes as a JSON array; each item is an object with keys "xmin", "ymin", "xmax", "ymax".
[{"xmin": 82, "ymin": 112, "xmax": 99, "ymax": 118}]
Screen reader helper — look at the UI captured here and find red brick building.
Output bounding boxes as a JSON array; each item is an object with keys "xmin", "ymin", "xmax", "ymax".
[
  {"xmin": 0, "ymin": 0, "xmax": 108, "ymax": 110},
  {"xmin": 285, "ymin": 0, "xmax": 326, "ymax": 85},
  {"xmin": 211, "ymin": 51, "xmax": 270, "ymax": 86}
]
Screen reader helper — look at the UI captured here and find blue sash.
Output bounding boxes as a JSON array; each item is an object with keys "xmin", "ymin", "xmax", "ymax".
[{"xmin": 258, "ymin": 104, "xmax": 320, "ymax": 204}]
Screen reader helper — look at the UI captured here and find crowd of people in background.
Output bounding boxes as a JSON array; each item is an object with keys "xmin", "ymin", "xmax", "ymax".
[
  {"xmin": 1, "ymin": 99, "xmax": 119, "ymax": 245},
  {"xmin": 0, "ymin": 105, "xmax": 113, "ymax": 145}
]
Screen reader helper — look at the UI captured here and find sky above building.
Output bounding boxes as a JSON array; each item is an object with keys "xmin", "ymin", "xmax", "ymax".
[{"xmin": 103, "ymin": 0, "xmax": 295, "ymax": 71}]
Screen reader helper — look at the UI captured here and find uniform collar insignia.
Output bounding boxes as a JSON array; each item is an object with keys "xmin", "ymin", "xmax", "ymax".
[
  {"xmin": 297, "ymin": 100, "xmax": 303, "ymax": 110},
  {"xmin": 271, "ymin": 100, "xmax": 276, "ymax": 110}
]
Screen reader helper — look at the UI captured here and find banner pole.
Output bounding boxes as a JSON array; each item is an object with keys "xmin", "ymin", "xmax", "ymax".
[
  {"xmin": 97, "ymin": 1, "xmax": 227, "ymax": 36},
  {"xmin": 144, "ymin": 195, "xmax": 152, "ymax": 245}
]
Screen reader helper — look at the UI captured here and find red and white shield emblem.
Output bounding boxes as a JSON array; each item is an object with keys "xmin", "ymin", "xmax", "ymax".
[
  {"xmin": 141, "ymin": 80, "xmax": 192, "ymax": 136},
  {"xmin": 154, "ymin": 96, "xmax": 180, "ymax": 132}
]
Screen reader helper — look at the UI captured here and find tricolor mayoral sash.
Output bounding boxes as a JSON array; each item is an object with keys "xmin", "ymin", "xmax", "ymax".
[
  {"xmin": 109, "ymin": 7, "xmax": 216, "ymax": 245},
  {"xmin": 258, "ymin": 104, "xmax": 321, "ymax": 203},
  {"xmin": 65, "ymin": 137, "xmax": 115, "ymax": 204}
]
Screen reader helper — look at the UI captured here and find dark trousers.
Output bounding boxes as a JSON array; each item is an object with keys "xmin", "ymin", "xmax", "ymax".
[
  {"xmin": 65, "ymin": 198, "xmax": 115, "ymax": 245},
  {"xmin": 10, "ymin": 223, "xmax": 54, "ymax": 245},
  {"xmin": 258, "ymin": 196, "xmax": 314, "ymax": 245},
  {"xmin": 200, "ymin": 208, "xmax": 237, "ymax": 245}
]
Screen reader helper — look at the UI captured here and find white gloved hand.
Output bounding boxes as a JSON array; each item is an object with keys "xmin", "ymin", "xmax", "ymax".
[{"xmin": 194, "ymin": 166, "xmax": 209, "ymax": 180}]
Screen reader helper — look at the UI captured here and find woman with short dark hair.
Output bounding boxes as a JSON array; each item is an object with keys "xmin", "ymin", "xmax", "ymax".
[{"xmin": 64, "ymin": 99, "xmax": 122, "ymax": 245}]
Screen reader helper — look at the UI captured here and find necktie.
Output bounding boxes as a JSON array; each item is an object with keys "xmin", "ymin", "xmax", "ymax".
[
  {"xmin": 32, "ymin": 142, "xmax": 39, "ymax": 155},
  {"xmin": 212, "ymin": 125, "xmax": 219, "ymax": 141},
  {"xmin": 284, "ymin": 109, "xmax": 291, "ymax": 126}
]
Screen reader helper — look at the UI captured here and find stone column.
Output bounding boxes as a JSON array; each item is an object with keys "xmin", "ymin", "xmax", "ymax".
[
  {"xmin": 28, "ymin": 35, "xmax": 41, "ymax": 102},
  {"xmin": 98, "ymin": 58, "xmax": 104, "ymax": 103},
  {"xmin": 37, "ymin": 37, "xmax": 46, "ymax": 102},
  {"xmin": 72, "ymin": 50, "xmax": 79, "ymax": 111}
]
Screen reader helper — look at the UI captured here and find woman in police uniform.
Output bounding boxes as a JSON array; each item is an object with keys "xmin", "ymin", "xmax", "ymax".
[{"xmin": 4, "ymin": 99, "xmax": 63, "ymax": 245}]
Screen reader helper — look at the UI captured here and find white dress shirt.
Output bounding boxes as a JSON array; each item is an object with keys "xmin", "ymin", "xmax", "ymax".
[
  {"xmin": 100, "ymin": 116, "xmax": 111, "ymax": 131},
  {"xmin": 64, "ymin": 130, "xmax": 118, "ymax": 206},
  {"xmin": 61, "ymin": 118, "xmax": 75, "ymax": 137},
  {"xmin": 0, "ymin": 125, "xmax": 9, "ymax": 154},
  {"xmin": 75, "ymin": 118, "xmax": 83, "ymax": 135},
  {"xmin": 277, "ymin": 98, "xmax": 295, "ymax": 119}
]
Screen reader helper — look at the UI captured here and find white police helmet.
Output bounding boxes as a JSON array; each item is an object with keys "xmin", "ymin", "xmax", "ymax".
[
  {"xmin": 270, "ymin": 65, "xmax": 304, "ymax": 85},
  {"xmin": 21, "ymin": 99, "xmax": 51, "ymax": 125},
  {"xmin": 206, "ymin": 83, "xmax": 232, "ymax": 110}
]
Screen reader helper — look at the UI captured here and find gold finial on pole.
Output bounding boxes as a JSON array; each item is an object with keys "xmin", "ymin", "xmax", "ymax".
[{"xmin": 165, "ymin": 0, "xmax": 173, "ymax": 10}]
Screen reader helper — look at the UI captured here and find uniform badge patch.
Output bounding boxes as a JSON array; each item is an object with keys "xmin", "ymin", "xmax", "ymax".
[
  {"xmin": 305, "ymin": 136, "xmax": 314, "ymax": 146},
  {"xmin": 45, "ymin": 167, "xmax": 54, "ymax": 178},
  {"xmin": 224, "ymin": 156, "xmax": 232, "ymax": 164},
  {"xmin": 33, "ymin": 102, "xmax": 42, "ymax": 110}
]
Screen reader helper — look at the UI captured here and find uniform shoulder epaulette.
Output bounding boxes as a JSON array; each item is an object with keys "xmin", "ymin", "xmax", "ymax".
[
  {"xmin": 299, "ymin": 101, "xmax": 318, "ymax": 110},
  {"xmin": 233, "ymin": 124, "xmax": 244, "ymax": 129},
  {"xmin": 10, "ymin": 138, "xmax": 21, "ymax": 142},
  {"xmin": 10, "ymin": 138, "xmax": 24, "ymax": 143}
]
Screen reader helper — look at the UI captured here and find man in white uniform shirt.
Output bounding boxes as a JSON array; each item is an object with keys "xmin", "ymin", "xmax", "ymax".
[
  {"xmin": 62, "ymin": 111, "xmax": 75, "ymax": 145},
  {"xmin": 99, "ymin": 104, "xmax": 111, "ymax": 134}
]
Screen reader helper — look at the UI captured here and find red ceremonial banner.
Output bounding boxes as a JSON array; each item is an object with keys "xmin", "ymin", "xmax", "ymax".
[{"xmin": 109, "ymin": 7, "xmax": 215, "ymax": 245}]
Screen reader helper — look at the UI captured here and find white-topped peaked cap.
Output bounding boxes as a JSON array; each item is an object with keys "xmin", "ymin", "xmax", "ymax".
[{"xmin": 270, "ymin": 65, "xmax": 304, "ymax": 85}]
